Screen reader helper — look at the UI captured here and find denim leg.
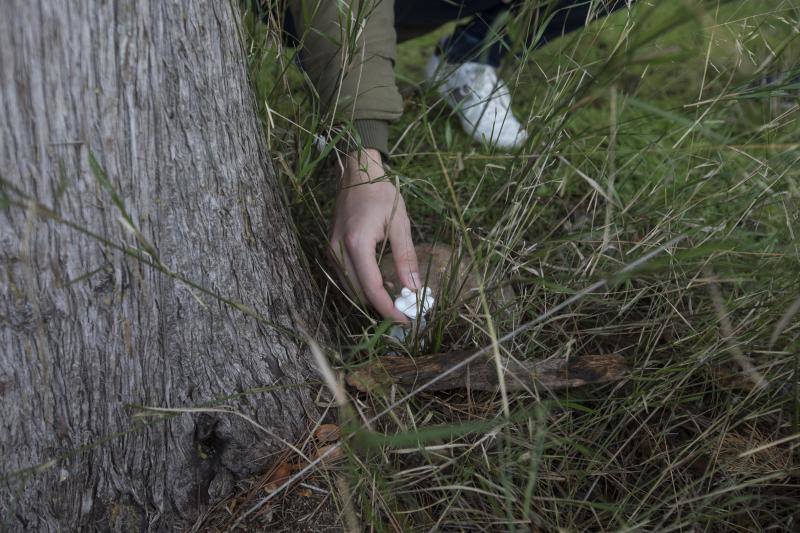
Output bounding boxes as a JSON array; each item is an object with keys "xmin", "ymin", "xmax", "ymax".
[
  {"xmin": 442, "ymin": 1, "xmax": 633, "ymax": 66},
  {"xmin": 532, "ymin": 0, "xmax": 631, "ymax": 49},
  {"xmin": 394, "ymin": 1, "xmax": 509, "ymax": 65},
  {"xmin": 441, "ymin": 3, "xmax": 510, "ymax": 67}
]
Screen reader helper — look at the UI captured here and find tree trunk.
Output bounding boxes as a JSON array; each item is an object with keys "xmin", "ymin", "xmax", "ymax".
[{"xmin": 0, "ymin": 1, "xmax": 324, "ymax": 529}]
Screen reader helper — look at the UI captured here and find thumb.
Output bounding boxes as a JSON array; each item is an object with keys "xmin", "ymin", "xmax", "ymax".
[{"xmin": 389, "ymin": 215, "xmax": 420, "ymax": 291}]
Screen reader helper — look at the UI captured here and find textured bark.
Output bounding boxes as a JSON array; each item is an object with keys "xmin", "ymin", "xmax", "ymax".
[
  {"xmin": 0, "ymin": 1, "xmax": 325, "ymax": 529},
  {"xmin": 346, "ymin": 352, "xmax": 628, "ymax": 392}
]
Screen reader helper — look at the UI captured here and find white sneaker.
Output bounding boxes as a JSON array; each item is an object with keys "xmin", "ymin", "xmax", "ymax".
[{"xmin": 426, "ymin": 53, "xmax": 528, "ymax": 150}]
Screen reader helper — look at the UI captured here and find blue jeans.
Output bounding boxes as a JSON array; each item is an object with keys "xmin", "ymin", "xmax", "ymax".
[{"xmin": 395, "ymin": 0, "xmax": 630, "ymax": 67}]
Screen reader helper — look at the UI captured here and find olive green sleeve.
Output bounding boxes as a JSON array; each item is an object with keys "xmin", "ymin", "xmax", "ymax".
[{"xmin": 289, "ymin": 0, "xmax": 402, "ymax": 157}]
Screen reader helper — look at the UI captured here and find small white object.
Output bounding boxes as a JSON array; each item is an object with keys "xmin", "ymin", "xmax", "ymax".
[
  {"xmin": 426, "ymin": 53, "xmax": 528, "ymax": 150},
  {"xmin": 389, "ymin": 287, "xmax": 434, "ymax": 345},
  {"xmin": 312, "ymin": 133, "xmax": 328, "ymax": 153},
  {"xmin": 394, "ymin": 287, "xmax": 434, "ymax": 320}
]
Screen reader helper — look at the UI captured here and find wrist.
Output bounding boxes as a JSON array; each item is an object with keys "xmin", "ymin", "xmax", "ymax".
[{"xmin": 343, "ymin": 148, "xmax": 384, "ymax": 186}]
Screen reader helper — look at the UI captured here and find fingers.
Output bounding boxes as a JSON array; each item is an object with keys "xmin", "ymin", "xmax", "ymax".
[
  {"xmin": 346, "ymin": 234, "xmax": 410, "ymax": 324},
  {"xmin": 388, "ymin": 212, "xmax": 420, "ymax": 290}
]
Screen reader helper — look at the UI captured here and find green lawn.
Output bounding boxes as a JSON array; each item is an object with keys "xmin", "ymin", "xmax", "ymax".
[{"xmin": 244, "ymin": 1, "xmax": 799, "ymax": 530}]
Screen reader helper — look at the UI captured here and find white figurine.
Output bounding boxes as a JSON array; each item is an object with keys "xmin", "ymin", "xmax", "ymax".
[
  {"xmin": 394, "ymin": 287, "xmax": 434, "ymax": 320},
  {"xmin": 389, "ymin": 286, "xmax": 435, "ymax": 344}
]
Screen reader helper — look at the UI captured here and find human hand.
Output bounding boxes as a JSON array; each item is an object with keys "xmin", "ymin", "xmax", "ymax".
[{"xmin": 329, "ymin": 149, "xmax": 420, "ymax": 324}]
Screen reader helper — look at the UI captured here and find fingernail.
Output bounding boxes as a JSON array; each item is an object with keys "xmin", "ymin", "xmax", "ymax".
[{"xmin": 409, "ymin": 272, "xmax": 420, "ymax": 289}]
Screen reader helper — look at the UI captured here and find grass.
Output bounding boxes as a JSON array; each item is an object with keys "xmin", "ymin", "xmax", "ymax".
[{"xmin": 232, "ymin": 1, "xmax": 800, "ymax": 530}]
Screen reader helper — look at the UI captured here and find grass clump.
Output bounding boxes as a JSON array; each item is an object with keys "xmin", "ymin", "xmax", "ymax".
[{"xmin": 238, "ymin": 1, "xmax": 800, "ymax": 530}]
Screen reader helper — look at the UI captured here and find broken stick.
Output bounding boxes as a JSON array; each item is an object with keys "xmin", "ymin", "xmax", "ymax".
[{"xmin": 346, "ymin": 352, "xmax": 627, "ymax": 393}]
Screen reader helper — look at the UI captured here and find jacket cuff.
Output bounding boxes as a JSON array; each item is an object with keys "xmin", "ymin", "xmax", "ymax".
[{"xmin": 354, "ymin": 119, "xmax": 390, "ymax": 160}]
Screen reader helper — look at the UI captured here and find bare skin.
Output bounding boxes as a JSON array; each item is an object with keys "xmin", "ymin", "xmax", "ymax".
[{"xmin": 329, "ymin": 148, "xmax": 420, "ymax": 324}]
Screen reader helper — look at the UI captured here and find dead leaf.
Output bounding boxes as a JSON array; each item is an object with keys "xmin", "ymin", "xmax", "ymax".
[
  {"xmin": 379, "ymin": 243, "xmax": 514, "ymax": 306},
  {"xmin": 314, "ymin": 423, "xmax": 341, "ymax": 443},
  {"xmin": 314, "ymin": 444, "xmax": 344, "ymax": 466},
  {"xmin": 379, "ymin": 244, "xmax": 476, "ymax": 300},
  {"xmin": 264, "ymin": 462, "xmax": 292, "ymax": 492}
]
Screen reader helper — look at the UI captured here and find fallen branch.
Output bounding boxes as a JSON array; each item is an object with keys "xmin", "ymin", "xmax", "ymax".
[{"xmin": 346, "ymin": 352, "xmax": 628, "ymax": 393}]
